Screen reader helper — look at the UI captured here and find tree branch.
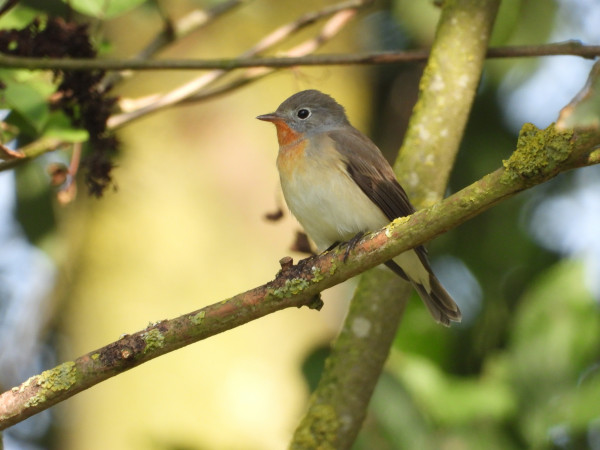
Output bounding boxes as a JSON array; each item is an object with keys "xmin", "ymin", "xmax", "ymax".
[
  {"xmin": 395, "ymin": 0, "xmax": 502, "ymax": 203},
  {"xmin": 140, "ymin": 0, "xmax": 250, "ymax": 58},
  {"xmin": 1, "ymin": 120, "xmax": 598, "ymax": 431},
  {"xmin": 0, "ymin": 41, "xmax": 598, "ymax": 72},
  {"xmin": 0, "ymin": 137, "xmax": 65, "ymax": 171}
]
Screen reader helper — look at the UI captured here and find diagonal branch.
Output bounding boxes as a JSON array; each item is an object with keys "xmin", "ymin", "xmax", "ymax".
[
  {"xmin": 99, "ymin": 0, "xmax": 250, "ymax": 90},
  {"xmin": 107, "ymin": 0, "xmax": 368, "ymax": 128},
  {"xmin": 1, "ymin": 121, "xmax": 598, "ymax": 431},
  {"xmin": 0, "ymin": 137, "xmax": 66, "ymax": 171}
]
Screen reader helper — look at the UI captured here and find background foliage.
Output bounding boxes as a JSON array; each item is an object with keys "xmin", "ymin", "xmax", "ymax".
[{"xmin": 0, "ymin": 0, "xmax": 599, "ymax": 449}]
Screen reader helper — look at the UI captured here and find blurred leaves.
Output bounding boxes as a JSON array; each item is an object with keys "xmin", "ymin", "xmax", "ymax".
[
  {"xmin": 0, "ymin": 69, "xmax": 88, "ymax": 144},
  {"xmin": 387, "ymin": 353, "xmax": 516, "ymax": 426},
  {"xmin": 508, "ymin": 259, "xmax": 600, "ymax": 446},
  {"xmin": 363, "ymin": 259, "xmax": 600, "ymax": 449},
  {"xmin": 44, "ymin": 111, "xmax": 89, "ymax": 142},
  {"xmin": 0, "ymin": 15, "xmax": 119, "ymax": 196},
  {"xmin": 67, "ymin": 0, "xmax": 150, "ymax": 19}
]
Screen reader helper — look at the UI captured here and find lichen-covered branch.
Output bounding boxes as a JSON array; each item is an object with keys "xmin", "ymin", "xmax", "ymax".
[
  {"xmin": 290, "ymin": 1, "xmax": 501, "ymax": 448},
  {"xmin": 0, "ymin": 121, "xmax": 598, "ymax": 431},
  {"xmin": 292, "ymin": 273, "xmax": 412, "ymax": 450},
  {"xmin": 395, "ymin": 0, "xmax": 501, "ymax": 204}
]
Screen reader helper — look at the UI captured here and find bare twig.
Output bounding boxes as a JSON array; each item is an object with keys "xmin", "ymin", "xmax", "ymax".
[
  {"xmin": 0, "ymin": 41, "xmax": 598, "ymax": 72},
  {"xmin": 182, "ymin": 7, "xmax": 361, "ymax": 104},
  {"xmin": 1, "ymin": 122, "xmax": 598, "ymax": 431},
  {"xmin": 107, "ymin": 0, "xmax": 366, "ymax": 129},
  {"xmin": 0, "ymin": 142, "xmax": 24, "ymax": 160},
  {"xmin": 100, "ymin": 0, "xmax": 250, "ymax": 90},
  {"xmin": 0, "ymin": 137, "xmax": 65, "ymax": 172},
  {"xmin": 142, "ymin": 0, "xmax": 249, "ymax": 58}
]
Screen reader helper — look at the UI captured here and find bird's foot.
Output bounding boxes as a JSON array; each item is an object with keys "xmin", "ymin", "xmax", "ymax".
[{"xmin": 343, "ymin": 232, "xmax": 365, "ymax": 262}]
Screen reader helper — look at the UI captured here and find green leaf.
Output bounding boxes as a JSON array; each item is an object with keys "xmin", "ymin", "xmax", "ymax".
[
  {"xmin": 0, "ymin": 70, "xmax": 62, "ymax": 136},
  {"xmin": 44, "ymin": 111, "xmax": 89, "ymax": 143},
  {"xmin": 0, "ymin": 5, "xmax": 39, "ymax": 29},
  {"xmin": 1, "ymin": 76, "xmax": 50, "ymax": 133},
  {"xmin": 65, "ymin": 0, "xmax": 150, "ymax": 19}
]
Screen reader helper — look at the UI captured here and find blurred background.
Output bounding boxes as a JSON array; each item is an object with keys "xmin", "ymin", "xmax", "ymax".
[{"xmin": 0, "ymin": 0, "xmax": 599, "ymax": 449}]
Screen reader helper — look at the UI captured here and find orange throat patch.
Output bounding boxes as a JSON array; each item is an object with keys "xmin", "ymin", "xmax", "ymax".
[
  {"xmin": 272, "ymin": 120, "xmax": 303, "ymax": 146},
  {"xmin": 276, "ymin": 135, "xmax": 308, "ymax": 177}
]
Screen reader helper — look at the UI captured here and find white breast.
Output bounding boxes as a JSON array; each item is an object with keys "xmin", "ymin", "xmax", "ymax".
[{"xmin": 278, "ymin": 136, "xmax": 389, "ymax": 251}]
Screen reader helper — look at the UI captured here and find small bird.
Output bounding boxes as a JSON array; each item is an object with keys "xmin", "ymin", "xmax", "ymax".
[{"xmin": 257, "ymin": 90, "xmax": 461, "ymax": 326}]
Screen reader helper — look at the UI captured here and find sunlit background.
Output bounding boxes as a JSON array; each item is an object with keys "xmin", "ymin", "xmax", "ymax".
[{"xmin": 1, "ymin": 0, "xmax": 599, "ymax": 449}]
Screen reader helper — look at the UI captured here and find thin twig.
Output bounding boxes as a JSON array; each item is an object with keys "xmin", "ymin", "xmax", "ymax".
[
  {"xmin": 55, "ymin": 142, "xmax": 81, "ymax": 204},
  {"xmin": 0, "ymin": 142, "xmax": 24, "ymax": 159},
  {"xmin": 0, "ymin": 41, "xmax": 598, "ymax": 72},
  {"xmin": 1, "ymin": 122, "xmax": 598, "ymax": 431},
  {"xmin": 0, "ymin": 137, "xmax": 65, "ymax": 172},
  {"xmin": 139, "ymin": 1, "xmax": 250, "ymax": 58},
  {"xmin": 100, "ymin": 0, "xmax": 249, "ymax": 90},
  {"xmin": 107, "ymin": 0, "xmax": 365, "ymax": 129},
  {"xmin": 182, "ymin": 7, "xmax": 359, "ymax": 103}
]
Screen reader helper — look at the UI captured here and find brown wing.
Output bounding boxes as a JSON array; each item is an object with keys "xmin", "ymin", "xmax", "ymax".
[
  {"xmin": 328, "ymin": 127, "xmax": 429, "ymax": 280},
  {"xmin": 328, "ymin": 128, "xmax": 414, "ymax": 221},
  {"xmin": 327, "ymin": 128, "xmax": 461, "ymax": 325}
]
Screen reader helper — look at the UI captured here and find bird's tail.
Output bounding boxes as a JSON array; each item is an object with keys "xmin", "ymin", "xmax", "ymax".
[
  {"xmin": 385, "ymin": 252, "xmax": 461, "ymax": 326},
  {"xmin": 411, "ymin": 275, "xmax": 462, "ymax": 327}
]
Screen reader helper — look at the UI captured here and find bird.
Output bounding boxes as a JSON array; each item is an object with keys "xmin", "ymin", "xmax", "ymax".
[{"xmin": 257, "ymin": 89, "xmax": 461, "ymax": 326}]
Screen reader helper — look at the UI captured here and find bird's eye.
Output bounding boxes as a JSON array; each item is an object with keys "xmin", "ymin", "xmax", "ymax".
[{"xmin": 297, "ymin": 108, "xmax": 311, "ymax": 119}]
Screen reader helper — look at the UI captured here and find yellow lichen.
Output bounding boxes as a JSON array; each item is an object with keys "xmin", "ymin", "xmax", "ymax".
[
  {"xmin": 190, "ymin": 311, "xmax": 206, "ymax": 326},
  {"xmin": 501, "ymin": 123, "xmax": 573, "ymax": 184},
  {"xmin": 385, "ymin": 216, "xmax": 410, "ymax": 238},
  {"xmin": 141, "ymin": 328, "xmax": 165, "ymax": 352},
  {"xmin": 311, "ymin": 266, "xmax": 324, "ymax": 283},
  {"xmin": 292, "ymin": 403, "xmax": 340, "ymax": 450},
  {"xmin": 24, "ymin": 361, "xmax": 78, "ymax": 408},
  {"xmin": 272, "ymin": 278, "xmax": 310, "ymax": 299}
]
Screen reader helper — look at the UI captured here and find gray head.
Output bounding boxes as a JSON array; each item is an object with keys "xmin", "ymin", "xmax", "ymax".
[{"xmin": 257, "ymin": 89, "xmax": 350, "ymax": 135}]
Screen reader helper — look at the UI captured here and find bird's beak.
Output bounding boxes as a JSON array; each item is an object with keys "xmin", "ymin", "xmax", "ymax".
[{"xmin": 256, "ymin": 112, "xmax": 281, "ymax": 122}]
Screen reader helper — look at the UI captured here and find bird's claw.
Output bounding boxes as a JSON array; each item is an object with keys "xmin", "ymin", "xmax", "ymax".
[{"xmin": 343, "ymin": 232, "xmax": 365, "ymax": 262}]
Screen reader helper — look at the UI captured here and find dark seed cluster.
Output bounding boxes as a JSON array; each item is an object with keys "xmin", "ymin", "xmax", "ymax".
[{"xmin": 0, "ymin": 17, "xmax": 119, "ymax": 196}]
